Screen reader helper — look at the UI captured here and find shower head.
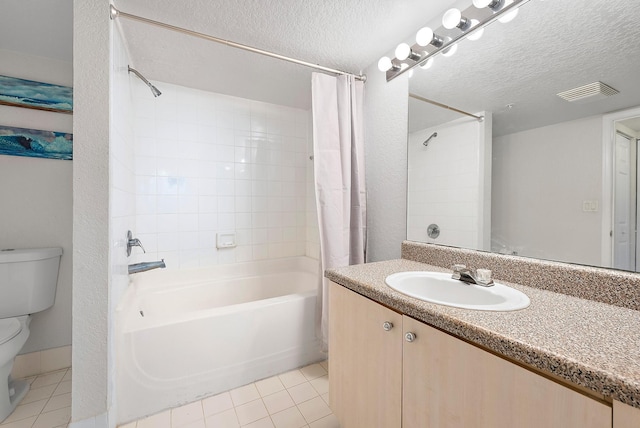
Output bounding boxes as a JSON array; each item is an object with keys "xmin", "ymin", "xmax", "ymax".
[
  {"xmin": 423, "ymin": 132, "xmax": 438, "ymax": 146},
  {"xmin": 128, "ymin": 66, "xmax": 162, "ymax": 97}
]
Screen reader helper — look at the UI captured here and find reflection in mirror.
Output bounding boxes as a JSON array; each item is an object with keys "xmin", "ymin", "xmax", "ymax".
[{"xmin": 406, "ymin": 0, "xmax": 640, "ymax": 271}]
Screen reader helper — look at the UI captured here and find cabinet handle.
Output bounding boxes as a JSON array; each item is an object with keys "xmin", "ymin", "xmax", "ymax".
[
  {"xmin": 382, "ymin": 321, "xmax": 394, "ymax": 331},
  {"xmin": 405, "ymin": 332, "xmax": 417, "ymax": 342}
]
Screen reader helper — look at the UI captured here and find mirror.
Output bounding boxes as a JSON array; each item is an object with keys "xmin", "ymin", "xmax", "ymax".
[{"xmin": 406, "ymin": 0, "xmax": 640, "ymax": 271}]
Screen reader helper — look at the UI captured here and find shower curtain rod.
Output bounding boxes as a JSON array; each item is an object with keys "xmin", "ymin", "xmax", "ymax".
[
  {"xmin": 109, "ymin": 5, "xmax": 366, "ymax": 82},
  {"xmin": 409, "ymin": 93, "xmax": 484, "ymax": 122}
]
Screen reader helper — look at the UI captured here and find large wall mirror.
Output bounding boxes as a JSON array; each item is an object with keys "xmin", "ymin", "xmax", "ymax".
[{"xmin": 406, "ymin": 0, "xmax": 640, "ymax": 271}]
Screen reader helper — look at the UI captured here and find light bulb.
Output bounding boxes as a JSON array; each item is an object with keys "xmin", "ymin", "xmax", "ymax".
[
  {"xmin": 395, "ymin": 43, "xmax": 411, "ymax": 61},
  {"xmin": 473, "ymin": 0, "xmax": 503, "ymax": 10},
  {"xmin": 467, "ymin": 19, "xmax": 484, "ymax": 41},
  {"xmin": 416, "ymin": 27, "xmax": 432, "ymax": 46},
  {"xmin": 419, "ymin": 58, "xmax": 434, "ymax": 69},
  {"xmin": 442, "ymin": 8, "xmax": 463, "ymax": 29},
  {"xmin": 442, "ymin": 38, "xmax": 458, "ymax": 57},
  {"xmin": 378, "ymin": 56, "xmax": 392, "ymax": 72},
  {"xmin": 499, "ymin": 0, "xmax": 519, "ymax": 23}
]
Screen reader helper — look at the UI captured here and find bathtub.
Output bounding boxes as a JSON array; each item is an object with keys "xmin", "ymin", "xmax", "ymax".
[{"xmin": 116, "ymin": 256, "xmax": 325, "ymax": 423}]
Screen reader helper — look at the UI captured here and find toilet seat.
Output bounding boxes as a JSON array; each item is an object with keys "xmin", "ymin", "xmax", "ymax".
[{"xmin": 0, "ymin": 319, "xmax": 22, "ymax": 346}]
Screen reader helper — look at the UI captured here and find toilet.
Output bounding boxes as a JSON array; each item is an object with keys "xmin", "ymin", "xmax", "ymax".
[{"xmin": 0, "ymin": 247, "xmax": 62, "ymax": 422}]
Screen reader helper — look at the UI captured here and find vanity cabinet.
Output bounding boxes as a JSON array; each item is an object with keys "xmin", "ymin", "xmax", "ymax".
[{"xmin": 329, "ymin": 282, "xmax": 613, "ymax": 428}]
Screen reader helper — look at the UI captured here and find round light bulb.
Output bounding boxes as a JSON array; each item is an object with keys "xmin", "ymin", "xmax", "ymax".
[
  {"xmin": 442, "ymin": 8, "xmax": 462, "ymax": 30},
  {"xmin": 472, "ymin": 0, "xmax": 493, "ymax": 8},
  {"xmin": 467, "ymin": 19, "xmax": 484, "ymax": 41},
  {"xmin": 419, "ymin": 58, "xmax": 434, "ymax": 69},
  {"xmin": 416, "ymin": 27, "xmax": 434, "ymax": 46},
  {"xmin": 378, "ymin": 56, "xmax": 392, "ymax": 72},
  {"xmin": 442, "ymin": 39, "xmax": 458, "ymax": 57},
  {"xmin": 395, "ymin": 43, "xmax": 411, "ymax": 61},
  {"xmin": 499, "ymin": 0, "xmax": 519, "ymax": 23}
]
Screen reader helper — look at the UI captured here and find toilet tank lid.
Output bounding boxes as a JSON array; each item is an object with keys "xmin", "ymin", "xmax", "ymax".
[{"xmin": 0, "ymin": 247, "xmax": 62, "ymax": 263}]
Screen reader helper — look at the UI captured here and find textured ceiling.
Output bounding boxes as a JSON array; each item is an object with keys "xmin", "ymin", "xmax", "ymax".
[
  {"xmin": 114, "ymin": 0, "xmax": 457, "ymax": 108},
  {"xmin": 408, "ymin": 0, "xmax": 640, "ymax": 136}
]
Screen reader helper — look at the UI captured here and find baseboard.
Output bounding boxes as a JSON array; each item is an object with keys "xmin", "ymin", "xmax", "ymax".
[{"xmin": 11, "ymin": 345, "xmax": 72, "ymax": 378}]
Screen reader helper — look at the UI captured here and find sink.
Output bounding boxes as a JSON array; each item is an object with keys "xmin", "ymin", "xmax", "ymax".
[{"xmin": 385, "ymin": 271, "xmax": 530, "ymax": 311}]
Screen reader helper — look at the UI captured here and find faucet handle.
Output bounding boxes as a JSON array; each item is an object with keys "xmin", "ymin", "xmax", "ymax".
[
  {"xmin": 451, "ymin": 264, "xmax": 466, "ymax": 279},
  {"xmin": 126, "ymin": 230, "xmax": 146, "ymax": 257}
]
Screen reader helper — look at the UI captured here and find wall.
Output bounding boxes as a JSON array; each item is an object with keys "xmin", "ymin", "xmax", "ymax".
[
  {"xmin": 407, "ymin": 115, "xmax": 491, "ymax": 250},
  {"xmin": 0, "ymin": 48, "xmax": 73, "ymax": 354},
  {"xmin": 362, "ymin": 63, "xmax": 409, "ymax": 262},
  {"xmin": 131, "ymin": 82, "xmax": 312, "ymax": 269},
  {"xmin": 72, "ymin": 0, "xmax": 111, "ymax": 425},
  {"xmin": 492, "ymin": 115, "xmax": 603, "ymax": 266}
]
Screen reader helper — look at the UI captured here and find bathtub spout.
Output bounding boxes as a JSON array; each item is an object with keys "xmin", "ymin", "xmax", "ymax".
[{"xmin": 128, "ymin": 259, "xmax": 166, "ymax": 274}]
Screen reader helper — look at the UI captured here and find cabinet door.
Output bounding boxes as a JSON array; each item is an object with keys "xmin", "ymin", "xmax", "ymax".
[
  {"xmin": 402, "ymin": 316, "xmax": 612, "ymax": 428},
  {"xmin": 328, "ymin": 282, "xmax": 403, "ymax": 428}
]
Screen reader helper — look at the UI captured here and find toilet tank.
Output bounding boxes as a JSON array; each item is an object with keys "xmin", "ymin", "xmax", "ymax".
[{"xmin": 0, "ymin": 247, "xmax": 62, "ymax": 318}]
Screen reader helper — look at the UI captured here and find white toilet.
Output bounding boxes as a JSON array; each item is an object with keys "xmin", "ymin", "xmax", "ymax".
[{"xmin": 0, "ymin": 247, "xmax": 62, "ymax": 422}]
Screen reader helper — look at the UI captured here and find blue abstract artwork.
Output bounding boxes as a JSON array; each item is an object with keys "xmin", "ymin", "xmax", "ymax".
[
  {"xmin": 0, "ymin": 75, "xmax": 73, "ymax": 114},
  {"xmin": 0, "ymin": 125, "xmax": 72, "ymax": 160}
]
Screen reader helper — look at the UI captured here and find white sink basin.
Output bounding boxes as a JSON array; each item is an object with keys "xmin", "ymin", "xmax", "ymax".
[{"xmin": 385, "ymin": 271, "xmax": 530, "ymax": 311}]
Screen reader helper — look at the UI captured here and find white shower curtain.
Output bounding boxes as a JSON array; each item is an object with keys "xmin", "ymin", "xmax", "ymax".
[{"xmin": 311, "ymin": 72, "xmax": 366, "ymax": 350}]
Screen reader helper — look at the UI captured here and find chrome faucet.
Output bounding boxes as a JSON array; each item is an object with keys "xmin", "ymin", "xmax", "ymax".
[
  {"xmin": 451, "ymin": 264, "xmax": 494, "ymax": 287},
  {"xmin": 128, "ymin": 259, "xmax": 166, "ymax": 275},
  {"xmin": 127, "ymin": 230, "xmax": 146, "ymax": 257}
]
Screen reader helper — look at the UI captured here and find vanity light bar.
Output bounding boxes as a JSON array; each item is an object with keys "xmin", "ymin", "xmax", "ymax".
[{"xmin": 384, "ymin": 0, "xmax": 532, "ymax": 82}]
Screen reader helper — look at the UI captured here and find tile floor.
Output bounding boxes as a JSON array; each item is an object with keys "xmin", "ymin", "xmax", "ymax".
[
  {"xmin": 119, "ymin": 361, "xmax": 339, "ymax": 428},
  {"xmin": 0, "ymin": 367, "xmax": 72, "ymax": 428}
]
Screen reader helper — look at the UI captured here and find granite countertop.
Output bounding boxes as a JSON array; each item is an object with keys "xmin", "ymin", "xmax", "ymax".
[{"xmin": 326, "ymin": 259, "xmax": 640, "ymax": 409}]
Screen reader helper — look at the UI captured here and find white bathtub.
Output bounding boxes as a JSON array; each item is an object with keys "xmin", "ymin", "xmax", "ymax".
[{"xmin": 116, "ymin": 256, "xmax": 325, "ymax": 423}]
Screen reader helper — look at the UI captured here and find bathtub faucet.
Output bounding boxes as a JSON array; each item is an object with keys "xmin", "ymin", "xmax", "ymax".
[{"xmin": 128, "ymin": 259, "xmax": 166, "ymax": 275}]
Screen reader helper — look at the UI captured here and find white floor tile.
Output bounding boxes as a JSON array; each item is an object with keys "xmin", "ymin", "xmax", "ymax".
[
  {"xmin": 230, "ymin": 384, "xmax": 261, "ymax": 406},
  {"xmin": 30, "ymin": 371, "xmax": 66, "ymax": 390},
  {"xmin": 308, "ymin": 414, "xmax": 339, "ymax": 428},
  {"xmin": 52, "ymin": 381, "xmax": 71, "ymax": 397},
  {"xmin": 299, "ymin": 365, "xmax": 326, "ymax": 382},
  {"xmin": 179, "ymin": 420, "xmax": 206, "ymax": 428},
  {"xmin": 0, "ymin": 415, "xmax": 37, "ymax": 428},
  {"xmin": 277, "ymin": 370, "xmax": 306, "ymax": 389},
  {"xmin": 286, "ymin": 383, "xmax": 318, "ymax": 405},
  {"xmin": 318, "ymin": 361, "xmax": 328, "ymax": 371},
  {"xmin": 255, "ymin": 376, "xmax": 285, "ymax": 397},
  {"xmin": 32, "ymin": 406, "xmax": 71, "ymax": 428},
  {"xmin": 270, "ymin": 406, "xmax": 307, "ymax": 428},
  {"xmin": 320, "ymin": 393, "xmax": 329, "ymax": 407},
  {"xmin": 262, "ymin": 390, "xmax": 295, "ymax": 415},
  {"xmin": 235, "ymin": 399, "xmax": 268, "ymax": 426},
  {"xmin": 241, "ymin": 416, "xmax": 275, "ymax": 428},
  {"xmin": 202, "ymin": 392, "xmax": 234, "ymax": 417},
  {"xmin": 137, "ymin": 410, "xmax": 170, "ymax": 428},
  {"xmin": 22, "ymin": 384, "xmax": 57, "ymax": 405},
  {"xmin": 118, "ymin": 422, "xmax": 137, "ymax": 428},
  {"xmin": 172, "ymin": 401, "xmax": 204, "ymax": 427},
  {"xmin": 2, "ymin": 399, "xmax": 48, "ymax": 424},
  {"xmin": 204, "ymin": 408, "xmax": 239, "ymax": 428},
  {"xmin": 61, "ymin": 370, "xmax": 72, "ymax": 382},
  {"xmin": 297, "ymin": 397, "xmax": 331, "ymax": 424},
  {"xmin": 42, "ymin": 392, "xmax": 71, "ymax": 413},
  {"xmin": 309, "ymin": 376, "xmax": 328, "ymax": 395}
]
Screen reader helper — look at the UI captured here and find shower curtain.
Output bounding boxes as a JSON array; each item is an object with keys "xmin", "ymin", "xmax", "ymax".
[{"xmin": 311, "ymin": 72, "xmax": 366, "ymax": 350}]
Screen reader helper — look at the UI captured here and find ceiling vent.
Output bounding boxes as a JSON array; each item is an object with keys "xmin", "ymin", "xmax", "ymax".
[{"xmin": 557, "ymin": 81, "xmax": 619, "ymax": 103}]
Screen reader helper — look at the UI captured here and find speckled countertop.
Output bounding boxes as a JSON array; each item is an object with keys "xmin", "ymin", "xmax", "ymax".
[{"xmin": 326, "ymin": 258, "xmax": 640, "ymax": 409}]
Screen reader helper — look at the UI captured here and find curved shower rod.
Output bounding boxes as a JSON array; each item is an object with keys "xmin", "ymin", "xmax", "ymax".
[{"xmin": 109, "ymin": 5, "xmax": 366, "ymax": 82}]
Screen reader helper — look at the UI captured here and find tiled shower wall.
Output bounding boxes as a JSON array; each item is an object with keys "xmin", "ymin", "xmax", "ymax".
[{"xmin": 132, "ymin": 82, "xmax": 317, "ymax": 269}]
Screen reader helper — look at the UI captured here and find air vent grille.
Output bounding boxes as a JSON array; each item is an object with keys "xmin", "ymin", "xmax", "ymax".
[{"xmin": 557, "ymin": 81, "xmax": 619, "ymax": 103}]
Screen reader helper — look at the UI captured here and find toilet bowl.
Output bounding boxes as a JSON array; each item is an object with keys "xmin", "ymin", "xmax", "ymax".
[{"xmin": 0, "ymin": 248, "xmax": 61, "ymax": 422}]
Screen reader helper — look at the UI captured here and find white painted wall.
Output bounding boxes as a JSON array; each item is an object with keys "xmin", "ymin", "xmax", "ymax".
[
  {"xmin": 407, "ymin": 115, "xmax": 491, "ymax": 250},
  {"xmin": 362, "ymin": 63, "xmax": 409, "ymax": 262},
  {"xmin": 72, "ymin": 0, "xmax": 111, "ymax": 425},
  {"xmin": 492, "ymin": 115, "xmax": 603, "ymax": 265},
  {"xmin": 131, "ymin": 82, "xmax": 313, "ymax": 269},
  {"xmin": 0, "ymin": 48, "xmax": 73, "ymax": 354}
]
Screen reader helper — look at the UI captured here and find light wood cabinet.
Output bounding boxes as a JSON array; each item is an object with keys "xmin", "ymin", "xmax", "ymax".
[
  {"xmin": 329, "ymin": 282, "xmax": 614, "ymax": 428},
  {"xmin": 328, "ymin": 281, "xmax": 403, "ymax": 428},
  {"xmin": 614, "ymin": 401, "xmax": 640, "ymax": 427}
]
